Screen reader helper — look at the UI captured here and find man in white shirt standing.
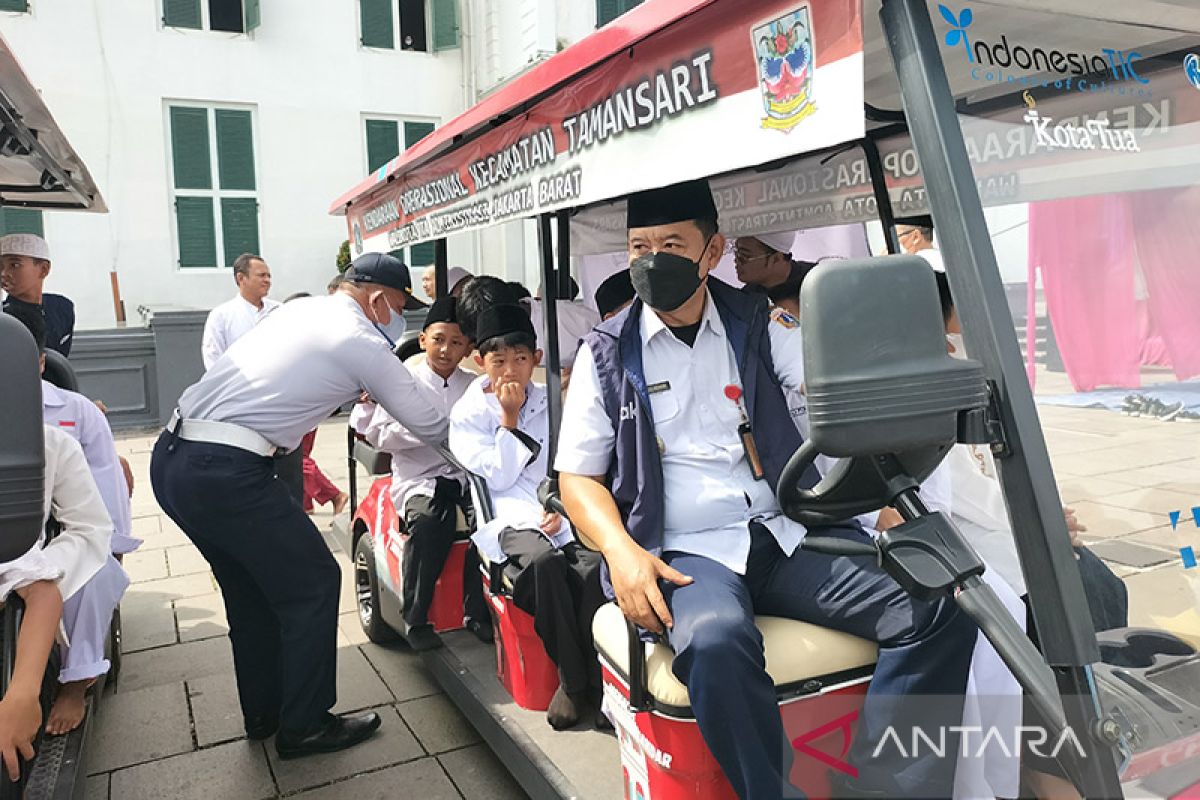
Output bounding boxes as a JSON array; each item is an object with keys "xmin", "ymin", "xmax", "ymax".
[
  {"xmin": 201, "ymin": 253, "xmax": 280, "ymax": 370},
  {"xmin": 151, "ymin": 253, "xmax": 447, "ymax": 760}
]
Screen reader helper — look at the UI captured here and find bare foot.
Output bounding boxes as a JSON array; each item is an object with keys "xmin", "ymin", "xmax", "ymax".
[
  {"xmin": 331, "ymin": 492, "xmax": 350, "ymax": 515},
  {"xmin": 46, "ymin": 681, "xmax": 89, "ymax": 736}
]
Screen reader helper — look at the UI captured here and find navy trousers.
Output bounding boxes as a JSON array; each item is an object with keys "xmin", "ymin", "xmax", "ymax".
[
  {"xmin": 150, "ymin": 432, "xmax": 341, "ymax": 734},
  {"xmin": 663, "ymin": 524, "xmax": 977, "ymax": 800}
]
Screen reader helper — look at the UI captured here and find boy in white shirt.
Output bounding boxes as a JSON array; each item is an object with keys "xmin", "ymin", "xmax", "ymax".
[
  {"xmin": 449, "ymin": 304, "xmax": 604, "ymax": 731},
  {"xmin": 353, "ymin": 297, "xmax": 490, "ymax": 650}
]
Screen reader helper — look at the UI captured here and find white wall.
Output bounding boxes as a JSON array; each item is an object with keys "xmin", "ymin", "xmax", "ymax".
[{"xmin": 3, "ymin": 0, "xmax": 464, "ymax": 329}]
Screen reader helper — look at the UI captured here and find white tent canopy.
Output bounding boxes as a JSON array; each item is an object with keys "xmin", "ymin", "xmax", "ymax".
[{"xmin": 0, "ymin": 33, "xmax": 105, "ymax": 212}]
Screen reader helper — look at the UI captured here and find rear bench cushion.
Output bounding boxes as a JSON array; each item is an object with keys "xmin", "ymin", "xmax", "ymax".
[{"xmin": 592, "ymin": 602, "xmax": 877, "ymax": 709}]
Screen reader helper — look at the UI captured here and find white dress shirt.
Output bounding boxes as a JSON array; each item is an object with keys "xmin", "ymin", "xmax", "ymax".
[
  {"xmin": 357, "ymin": 359, "xmax": 475, "ymax": 512},
  {"xmin": 201, "ymin": 294, "xmax": 280, "ymax": 369},
  {"xmin": 942, "ymin": 443, "xmax": 1027, "ymax": 596},
  {"xmin": 22, "ymin": 426, "xmax": 111, "ymax": 602},
  {"xmin": 555, "ymin": 289, "xmax": 808, "ymax": 575},
  {"xmin": 42, "ymin": 381, "xmax": 137, "ymax": 554},
  {"xmin": 525, "ymin": 299, "xmax": 601, "ymax": 370},
  {"xmin": 450, "ymin": 377, "xmax": 571, "ymax": 564},
  {"xmin": 178, "ymin": 293, "xmax": 447, "ymax": 452}
]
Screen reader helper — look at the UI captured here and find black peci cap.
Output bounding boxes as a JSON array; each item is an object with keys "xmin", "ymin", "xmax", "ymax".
[
  {"xmin": 626, "ymin": 178, "xmax": 718, "ymax": 229},
  {"xmin": 474, "ymin": 303, "xmax": 535, "ymax": 347},
  {"xmin": 594, "ymin": 270, "xmax": 635, "ymax": 318},
  {"xmin": 894, "ymin": 214, "xmax": 934, "ymax": 231},
  {"xmin": 344, "ymin": 252, "xmax": 428, "ymax": 308},
  {"xmin": 422, "ymin": 296, "xmax": 459, "ymax": 330}
]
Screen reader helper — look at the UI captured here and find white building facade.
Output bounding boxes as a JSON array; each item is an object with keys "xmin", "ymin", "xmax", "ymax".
[{"xmin": 1, "ymin": 0, "xmax": 639, "ymax": 329}]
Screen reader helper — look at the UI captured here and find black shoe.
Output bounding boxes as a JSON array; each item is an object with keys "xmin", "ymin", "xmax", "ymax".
[
  {"xmin": 275, "ymin": 712, "xmax": 382, "ymax": 760},
  {"xmin": 406, "ymin": 624, "xmax": 444, "ymax": 652},
  {"xmin": 466, "ymin": 617, "xmax": 493, "ymax": 644},
  {"xmin": 244, "ymin": 713, "xmax": 279, "ymax": 741}
]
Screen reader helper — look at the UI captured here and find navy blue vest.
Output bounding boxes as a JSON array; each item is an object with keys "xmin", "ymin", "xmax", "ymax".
[{"xmin": 584, "ymin": 279, "xmax": 820, "ymax": 593}]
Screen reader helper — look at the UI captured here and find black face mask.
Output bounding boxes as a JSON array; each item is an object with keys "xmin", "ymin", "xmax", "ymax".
[{"xmin": 629, "ymin": 245, "xmax": 708, "ymax": 312}]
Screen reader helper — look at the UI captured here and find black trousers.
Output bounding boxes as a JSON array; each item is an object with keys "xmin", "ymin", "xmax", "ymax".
[
  {"xmin": 401, "ymin": 478, "xmax": 488, "ymax": 627},
  {"xmin": 273, "ymin": 448, "xmax": 304, "ymax": 506},
  {"xmin": 150, "ymin": 432, "xmax": 340, "ymax": 734},
  {"xmin": 499, "ymin": 529, "xmax": 605, "ymax": 696}
]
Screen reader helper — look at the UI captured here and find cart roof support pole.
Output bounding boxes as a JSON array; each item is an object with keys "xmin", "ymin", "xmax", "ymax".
[
  {"xmin": 537, "ymin": 213, "xmax": 563, "ymax": 467},
  {"xmin": 434, "ymin": 238, "xmax": 449, "ymax": 298},
  {"xmin": 860, "ymin": 137, "xmax": 901, "ymax": 254},
  {"xmin": 879, "ymin": 1, "xmax": 1123, "ymax": 794},
  {"xmin": 555, "ymin": 212, "xmax": 573, "ymax": 300}
]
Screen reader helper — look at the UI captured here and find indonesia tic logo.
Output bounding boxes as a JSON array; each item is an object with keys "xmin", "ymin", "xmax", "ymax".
[{"xmin": 752, "ymin": 6, "xmax": 816, "ymax": 132}]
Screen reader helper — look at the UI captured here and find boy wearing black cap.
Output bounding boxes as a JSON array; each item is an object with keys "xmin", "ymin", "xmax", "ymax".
[
  {"xmin": 593, "ymin": 269, "xmax": 635, "ymax": 321},
  {"xmin": 353, "ymin": 297, "xmax": 491, "ymax": 650},
  {"xmin": 449, "ymin": 304, "xmax": 604, "ymax": 731},
  {"xmin": 555, "ymin": 178, "xmax": 976, "ymax": 798}
]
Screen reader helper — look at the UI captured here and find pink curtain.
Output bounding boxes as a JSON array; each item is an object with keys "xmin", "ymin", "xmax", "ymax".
[
  {"xmin": 1028, "ymin": 196, "xmax": 1141, "ymax": 391},
  {"xmin": 1128, "ymin": 187, "xmax": 1200, "ymax": 382}
]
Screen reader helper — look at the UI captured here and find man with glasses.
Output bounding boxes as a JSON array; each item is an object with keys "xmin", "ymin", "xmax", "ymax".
[
  {"xmin": 894, "ymin": 214, "xmax": 945, "ymax": 272},
  {"xmin": 731, "ymin": 231, "xmax": 813, "ymax": 317}
]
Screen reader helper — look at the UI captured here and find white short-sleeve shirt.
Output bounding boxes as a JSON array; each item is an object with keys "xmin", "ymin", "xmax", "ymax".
[{"xmin": 555, "ymin": 289, "xmax": 808, "ymax": 574}]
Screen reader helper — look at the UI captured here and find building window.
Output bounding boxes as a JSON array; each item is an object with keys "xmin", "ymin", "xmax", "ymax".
[
  {"xmin": 164, "ymin": 0, "xmax": 260, "ymax": 33},
  {"xmin": 0, "ymin": 208, "xmax": 44, "ymax": 236},
  {"xmin": 0, "ymin": 0, "xmax": 30, "ymax": 13},
  {"xmin": 364, "ymin": 117, "xmax": 437, "ymax": 266},
  {"xmin": 596, "ymin": 0, "xmax": 643, "ymax": 28},
  {"xmin": 360, "ymin": 0, "xmax": 447, "ymax": 52},
  {"xmin": 168, "ymin": 104, "xmax": 259, "ymax": 269}
]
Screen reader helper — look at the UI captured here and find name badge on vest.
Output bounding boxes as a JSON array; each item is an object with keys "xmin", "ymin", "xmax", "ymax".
[{"xmin": 647, "ymin": 381, "xmax": 671, "ymax": 395}]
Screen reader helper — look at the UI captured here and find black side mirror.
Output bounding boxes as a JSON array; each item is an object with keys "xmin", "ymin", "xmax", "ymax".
[{"xmin": 0, "ymin": 315, "xmax": 47, "ymax": 561}]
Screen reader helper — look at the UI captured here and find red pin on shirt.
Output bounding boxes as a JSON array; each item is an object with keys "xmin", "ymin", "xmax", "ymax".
[{"xmin": 725, "ymin": 384, "xmax": 765, "ymax": 480}]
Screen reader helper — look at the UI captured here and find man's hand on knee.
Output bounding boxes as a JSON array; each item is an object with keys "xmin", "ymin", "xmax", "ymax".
[{"xmin": 607, "ymin": 539, "xmax": 692, "ymax": 634}]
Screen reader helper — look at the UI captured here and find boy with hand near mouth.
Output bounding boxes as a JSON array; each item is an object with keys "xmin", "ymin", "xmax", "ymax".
[{"xmin": 449, "ymin": 304, "xmax": 605, "ymax": 730}]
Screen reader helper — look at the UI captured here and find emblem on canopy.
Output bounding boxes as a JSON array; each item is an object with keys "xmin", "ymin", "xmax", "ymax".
[{"xmin": 752, "ymin": 5, "xmax": 816, "ymax": 132}]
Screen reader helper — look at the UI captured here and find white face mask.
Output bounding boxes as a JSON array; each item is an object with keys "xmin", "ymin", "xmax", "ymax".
[
  {"xmin": 946, "ymin": 333, "xmax": 967, "ymax": 360},
  {"xmin": 370, "ymin": 291, "xmax": 408, "ymax": 348}
]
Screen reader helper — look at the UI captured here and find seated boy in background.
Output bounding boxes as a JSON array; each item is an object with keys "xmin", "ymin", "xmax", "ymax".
[
  {"xmin": 353, "ymin": 297, "xmax": 491, "ymax": 650},
  {"xmin": 449, "ymin": 304, "xmax": 605, "ymax": 730}
]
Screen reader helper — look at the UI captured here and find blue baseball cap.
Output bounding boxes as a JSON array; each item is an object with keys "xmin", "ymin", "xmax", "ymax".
[{"xmin": 344, "ymin": 253, "xmax": 427, "ymax": 308}]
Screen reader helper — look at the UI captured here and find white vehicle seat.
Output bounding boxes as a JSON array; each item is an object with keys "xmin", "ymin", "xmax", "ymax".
[{"xmin": 592, "ymin": 602, "xmax": 877, "ymax": 709}]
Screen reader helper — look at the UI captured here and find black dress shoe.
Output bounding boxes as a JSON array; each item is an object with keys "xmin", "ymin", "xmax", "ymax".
[
  {"xmin": 275, "ymin": 712, "xmax": 382, "ymax": 760},
  {"xmin": 244, "ymin": 713, "xmax": 279, "ymax": 740},
  {"xmin": 406, "ymin": 624, "xmax": 444, "ymax": 652},
  {"xmin": 466, "ymin": 617, "xmax": 493, "ymax": 644}
]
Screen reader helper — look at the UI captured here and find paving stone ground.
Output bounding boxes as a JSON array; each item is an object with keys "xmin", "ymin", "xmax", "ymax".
[{"xmin": 85, "ymin": 396, "xmax": 1200, "ymax": 798}]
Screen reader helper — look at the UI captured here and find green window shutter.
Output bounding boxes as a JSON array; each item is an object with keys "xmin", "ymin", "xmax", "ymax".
[
  {"xmin": 176, "ymin": 197, "xmax": 217, "ymax": 267},
  {"xmin": 365, "ymin": 119, "xmax": 400, "ymax": 173},
  {"xmin": 621, "ymin": 0, "xmax": 644, "ymax": 12},
  {"xmin": 170, "ymin": 107, "xmax": 212, "ymax": 190},
  {"xmin": 431, "ymin": 0, "xmax": 459, "ymax": 51},
  {"xmin": 403, "ymin": 120, "xmax": 436, "ymax": 150},
  {"xmin": 0, "ymin": 208, "xmax": 44, "ymax": 236},
  {"xmin": 0, "ymin": 0, "xmax": 30, "ymax": 12},
  {"xmin": 409, "ymin": 241, "xmax": 436, "ymax": 267},
  {"xmin": 221, "ymin": 198, "xmax": 260, "ymax": 266},
  {"xmin": 244, "ymin": 0, "xmax": 261, "ymax": 31},
  {"xmin": 163, "ymin": 0, "xmax": 201, "ymax": 29},
  {"xmin": 360, "ymin": 0, "xmax": 394, "ymax": 48},
  {"xmin": 596, "ymin": 0, "xmax": 619, "ymax": 27},
  {"xmin": 215, "ymin": 110, "xmax": 256, "ymax": 191}
]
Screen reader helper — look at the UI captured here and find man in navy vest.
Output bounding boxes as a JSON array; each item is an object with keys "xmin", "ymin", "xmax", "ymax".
[{"xmin": 556, "ymin": 179, "xmax": 976, "ymax": 799}]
